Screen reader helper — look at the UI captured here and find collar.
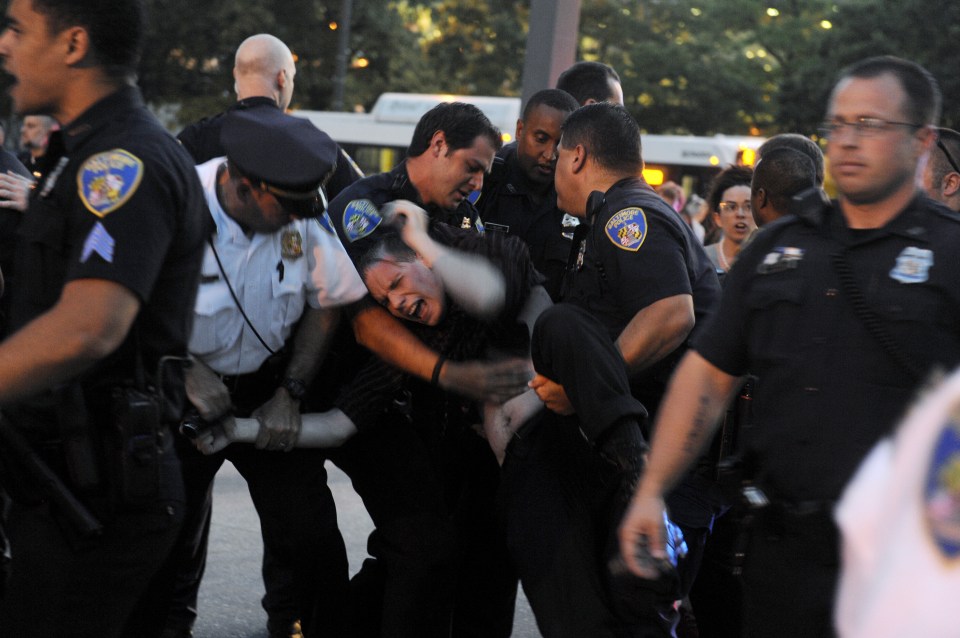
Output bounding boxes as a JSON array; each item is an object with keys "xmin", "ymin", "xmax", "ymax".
[
  {"xmin": 832, "ymin": 192, "xmax": 933, "ymax": 246},
  {"xmin": 61, "ymin": 85, "xmax": 143, "ymax": 153},
  {"xmin": 389, "ymin": 162, "xmax": 428, "ymax": 205},
  {"xmin": 234, "ymin": 96, "xmax": 279, "ymax": 110},
  {"xmin": 502, "ymin": 144, "xmax": 553, "ymax": 200}
]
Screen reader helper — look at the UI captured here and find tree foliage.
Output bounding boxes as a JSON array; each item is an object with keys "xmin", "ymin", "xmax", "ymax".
[{"xmin": 2, "ymin": 0, "xmax": 953, "ymax": 137}]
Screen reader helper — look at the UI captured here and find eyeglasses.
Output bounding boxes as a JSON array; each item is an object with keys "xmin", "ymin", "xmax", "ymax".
[
  {"xmin": 818, "ymin": 117, "xmax": 923, "ymax": 140},
  {"xmin": 937, "ymin": 137, "xmax": 960, "ymax": 176},
  {"xmin": 717, "ymin": 201, "xmax": 751, "ymax": 214}
]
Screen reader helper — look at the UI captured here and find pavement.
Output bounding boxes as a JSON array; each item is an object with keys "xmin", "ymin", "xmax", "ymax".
[{"xmin": 192, "ymin": 459, "xmax": 542, "ymax": 637}]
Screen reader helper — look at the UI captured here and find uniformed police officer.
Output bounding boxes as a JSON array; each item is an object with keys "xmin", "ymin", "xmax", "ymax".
[
  {"xmin": 511, "ymin": 102, "xmax": 719, "ymax": 636},
  {"xmin": 0, "ymin": 1, "xmax": 207, "ymax": 635},
  {"xmin": 177, "ymin": 33, "xmax": 362, "ymax": 202},
  {"xmin": 326, "ymin": 102, "xmax": 530, "ymax": 637},
  {"xmin": 153, "ymin": 108, "xmax": 367, "ymax": 638},
  {"xmin": 474, "ymin": 89, "xmax": 580, "ymax": 300},
  {"xmin": 621, "ymin": 56, "xmax": 960, "ymax": 638}
]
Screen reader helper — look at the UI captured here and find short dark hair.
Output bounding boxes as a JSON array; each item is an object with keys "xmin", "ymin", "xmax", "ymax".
[
  {"xmin": 758, "ymin": 133, "xmax": 825, "ymax": 186},
  {"xmin": 407, "ymin": 102, "xmax": 502, "ymax": 158},
  {"xmin": 752, "ymin": 148, "xmax": 817, "ymax": 213},
  {"xmin": 835, "ymin": 55, "xmax": 941, "ymax": 128},
  {"xmin": 522, "ymin": 89, "xmax": 579, "ymax": 122},
  {"xmin": 556, "ymin": 61, "xmax": 621, "ymax": 105},
  {"xmin": 32, "ymin": 0, "xmax": 145, "ymax": 81},
  {"xmin": 560, "ymin": 102, "xmax": 642, "ymax": 175},
  {"xmin": 357, "ymin": 232, "xmax": 416, "ymax": 282},
  {"xmin": 931, "ymin": 127, "xmax": 960, "ymax": 186},
  {"xmin": 707, "ymin": 165, "xmax": 754, "ymax": 213}
]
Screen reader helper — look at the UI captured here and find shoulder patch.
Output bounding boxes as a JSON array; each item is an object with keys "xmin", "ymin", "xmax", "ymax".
[
  {"xmin": 77, "ymin": 149, "xmax": 144, "ymax": 217},
  {"xmin": 342, "ymin": 199, "xmax": 382, "ymax": 242},
  {"xmin": 924, "ymin": 412, "xmax": 960, "ymax": 559},
  {"xmin": 604, "ymin": 207, "xmax": 647, "ymax": 252},
  {"xmin": 315, "ymin": 211, "xmax": 335, "ymax": 235}
]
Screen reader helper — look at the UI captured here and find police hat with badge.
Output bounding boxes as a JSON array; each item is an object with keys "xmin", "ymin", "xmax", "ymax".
[{"xmin": 220, "ymin": 107, "xmax": 338, "ymax": 218}]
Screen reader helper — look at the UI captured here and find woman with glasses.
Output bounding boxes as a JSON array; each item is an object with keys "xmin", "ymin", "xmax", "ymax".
[{"xmin": 703, "ymin": 165, "xmax": 756, "ymax": 274}]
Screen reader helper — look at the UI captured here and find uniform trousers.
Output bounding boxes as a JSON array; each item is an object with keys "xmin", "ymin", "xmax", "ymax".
[
  {"xmin": 137, "ymin": 363, "xmax": 349, "ymax": 637},
  {"xmin": 330, "ymin": 410, "xmax": 517, "ymax": 638},
  {"xmin": 0, "ymin": 425, "xmax": 184, "ymax": 638},
  {"xmin": 740, "ymin": 506, "xmax": 839, "ymax": 638}
]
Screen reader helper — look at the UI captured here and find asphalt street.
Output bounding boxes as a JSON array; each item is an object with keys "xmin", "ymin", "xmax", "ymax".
[{"xmin": 192, "ymin": 459, "xmax": 542, "ymax": 637}]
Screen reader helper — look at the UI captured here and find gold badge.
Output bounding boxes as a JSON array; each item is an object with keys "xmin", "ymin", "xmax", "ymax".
[{"xmin": 281, "ymin": 231, "xmax": 303, "ymax": 259}]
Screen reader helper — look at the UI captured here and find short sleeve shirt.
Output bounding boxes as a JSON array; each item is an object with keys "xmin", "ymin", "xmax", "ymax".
[
  {"xmin": 189, "ymin": 158, "xmax": 366, "ymax": 375},
  {"xmin": 693, "ymin": 195, "xmax": 960, "ymax": 500},
  {"xmin": 11, "ymin": 87, "xmax": 207, "ymax": 407},
  {"xmin": 561, "ymin": 177, "xmax": 720, "ymax": 409}
]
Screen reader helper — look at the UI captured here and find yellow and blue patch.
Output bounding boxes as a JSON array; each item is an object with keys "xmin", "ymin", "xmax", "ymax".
[
  {"xmin": 604, "ymin": 207, "xmax": 647, "ymax": 252},
  {"xmin": 77, "ymin": 149, "xmax": 144, "ymax": 217},
  {"xmin": 342, "ymin": 199, "xmax": 382, "ymax": 242},
  {"xmin": 924, "ymin": 416, "xmax": 960, "ymax": 559}
]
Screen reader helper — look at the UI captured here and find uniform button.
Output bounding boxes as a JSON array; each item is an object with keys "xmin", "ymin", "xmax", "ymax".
[
  {"xmin": 804, "ymin": 387, "xmax": 819, "ymax": 394},
  {"xmin": 166, "ymin": 505, "xmax": 176, "ymax": 516},
  {"xmin": 825, "ymin": 288, "xmax": 839, "ymax": 297}
]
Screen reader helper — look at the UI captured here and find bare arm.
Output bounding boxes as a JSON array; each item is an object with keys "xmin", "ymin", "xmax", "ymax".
[
  {"xmin": 195, "ymin": 409, "xmax": 359, "ymax": 454},
  {"xmin": 615, "ymin": 293, "xmax": 695, "ymax": 375},
  {"xmin": 0, "ymin": 279, "xmax": 139, "ymax": 403},
  {"xmin": 253, "ymin": 306, "xmax": 341, "ymax": 451},
  {"xmin": 618, "ymin": 351, "xmax": 741, "ymax": 575}
]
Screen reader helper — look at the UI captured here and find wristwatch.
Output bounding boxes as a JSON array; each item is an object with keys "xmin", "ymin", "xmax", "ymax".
[{"xmin": 280, "ymin": 377, "xmax": 308, "ymax": 400}]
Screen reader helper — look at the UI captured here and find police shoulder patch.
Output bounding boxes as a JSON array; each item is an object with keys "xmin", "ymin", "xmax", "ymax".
[
  {"xmin": 77, "ymin": 149, "xmax": 144, "ymax": 217},
  {"xmin": 604, "ymin": 207, "xmax": 647, "ymax": 252},
  {"xmin": 342, "ymin": 199, "xmax": 382, "ymax": 242},
  {"xmin": 924, "ymin": 412, "xmax": 960, "ymax": 559}
]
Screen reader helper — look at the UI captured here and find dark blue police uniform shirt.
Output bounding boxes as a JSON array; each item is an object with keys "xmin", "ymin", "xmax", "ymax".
[
  {"xmin": 474, "ymin": 142, "xmax": 572, "ymax": 301},
  {"xmin": 176, "ymin": 96, "xmax": 363, "ymax": 202},
  {"xmin": 12, "ymin": 86, "xmax": 207, "ymax": 409},
  {"xmin": 328, "ymin": 161, "xmax": 482, "ymax": 266},
  {"xmin": 562, "ymin": 177, "xmax": 720, "ymax": 413},
  {"xmin": 693, "ymin": 194, "xmax": 960, "ymax": 501}
]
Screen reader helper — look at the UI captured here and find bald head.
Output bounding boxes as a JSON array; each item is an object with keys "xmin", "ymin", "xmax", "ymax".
[{"xmin": 233, "ymin": 34, "xmax": 297, "ymax": 109}]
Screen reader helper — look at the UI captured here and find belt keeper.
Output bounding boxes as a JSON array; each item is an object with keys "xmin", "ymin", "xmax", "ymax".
[{"xmin": 431, "ymin": 354, "xmax": 447, "ymax": 386}]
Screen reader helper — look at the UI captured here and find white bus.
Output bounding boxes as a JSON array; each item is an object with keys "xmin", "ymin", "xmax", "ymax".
[{"xmin": 294, "ymin": 93, "xmax": 763, "ymax": 195}]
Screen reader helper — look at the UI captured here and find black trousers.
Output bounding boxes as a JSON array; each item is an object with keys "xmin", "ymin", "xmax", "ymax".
[
  {"xmin": 0, "ymin": 430, "xmax": 185, "ymax": 638},
  {"xmin": 159, "ymin": 443, "xmax": 349, "ymax": 636},
  {"xmin": 135, "ymin": 362, "xmax": 349, "ymax": 637},
  {"xmin": 740, "ymin": 507, "xmax": 839, "ymax": 638},
  {"xmin": 500, "ymin": 303, "xmax": 677, "ymax": 638},
  {"xmin": 330, "ymin": 412, "xmax": 517, "ymax": 638}
]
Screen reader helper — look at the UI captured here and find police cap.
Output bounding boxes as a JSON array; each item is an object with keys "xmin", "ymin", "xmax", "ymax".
[{"xmin": 220, "ymin": 106, "xmax": 337, "ymax": 217}]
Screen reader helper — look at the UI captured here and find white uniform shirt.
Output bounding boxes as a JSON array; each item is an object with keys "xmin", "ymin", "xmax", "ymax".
[
  {"xmin": 835, "ymin": 367, "xmax": 960, "ymax": 638},
  {"xmin": 189, "ymin": 158, "xmax": 366, "ymax": 375}
]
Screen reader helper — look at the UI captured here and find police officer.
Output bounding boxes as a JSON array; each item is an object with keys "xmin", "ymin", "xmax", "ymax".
[
  {"xmin": 750, "ymin": 146, "xmax": 819, "ymax": 227},
  {"xmin": 326, "ymin": 102, "xmax": 530, "ymax": 637},
  {"xmin": 177, "ymin": 33, "xmax": 362, "ymax": 200},
  {"xmin": 621, "ymin": 56, "xmax": 960, "ymax": 638},
  {"xmin": 154, "ymin": 108, "xmax": 367, "ymax": 638},
  {"xmin": 921, "ymin": 126, "xmax": 960, "ymax": 212},
  {"xmin": 0, "ymin": 1, "xmax": 207, "ymax": 635},
  {"xmin": 475, "ymin": 88, "xmax": 580, "ymax": 300},
  {"xmin": 556, "ymin": 61, "xmax": 625, "ymax": 106},
  {"xmin": 512, "ymin": 102, "xmax": 719, "ymax": 636}
]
